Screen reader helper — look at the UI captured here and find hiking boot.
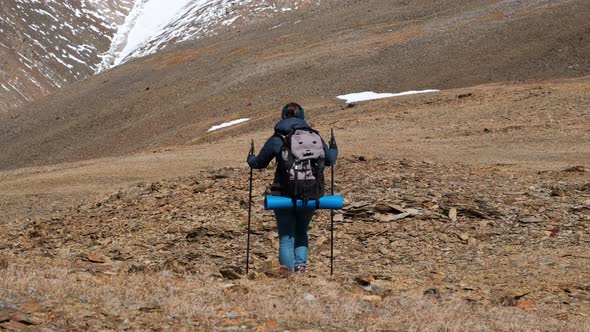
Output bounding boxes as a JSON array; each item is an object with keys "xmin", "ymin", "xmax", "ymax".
[{"xmin": 294, "ymin": 265, "xmax": 307, "ymax": 273}]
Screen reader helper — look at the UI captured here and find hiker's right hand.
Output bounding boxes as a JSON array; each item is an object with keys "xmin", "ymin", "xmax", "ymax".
[{"xmin": 329, "ymin": 135, "xmax": 337, "ymax": 149}]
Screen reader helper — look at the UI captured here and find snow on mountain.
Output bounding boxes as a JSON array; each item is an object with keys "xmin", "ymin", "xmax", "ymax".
[
  {"xmin": 0, "ymin": 0, "xmax": 319, "ymax": 112},
  {"xmin": 0, "ymin": 0, "xmax": 134, "ymax": 111},
  {"xmin": 97, "ymin": 0, "xmax": 320, "ymax": 72}
]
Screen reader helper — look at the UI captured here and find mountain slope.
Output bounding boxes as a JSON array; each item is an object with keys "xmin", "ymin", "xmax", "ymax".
[
  {"xmin": 0, "ymin": 77, "xmax": 589, "ymax": 330},
  {"xmin": 0, "ymin": 0, "xmax": 320, "ymax": 112},
  {"xmin": 0, "ymin": 0, "xmax": 588, "ymax": 170},
  {"xmin": 98, "ymin": 0, "xmax": 320, "ymax": 71},
  {"xmin": 0, "ymin": 0, "xmax": 134, "ymax": 111}
]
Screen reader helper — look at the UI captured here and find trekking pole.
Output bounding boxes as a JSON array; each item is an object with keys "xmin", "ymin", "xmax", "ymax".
[
  {"xmin": 246, "ymin": 139, "xmax": 254, "ymax": 275},
  {"xmin": 330, "ymin": 129, "xmax": 335, "ymax": 276}
]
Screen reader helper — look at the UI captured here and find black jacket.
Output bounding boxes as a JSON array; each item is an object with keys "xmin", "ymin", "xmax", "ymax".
[{"xmin": 247, "ymin": 118, "xmax": 338, "ymax": 184}]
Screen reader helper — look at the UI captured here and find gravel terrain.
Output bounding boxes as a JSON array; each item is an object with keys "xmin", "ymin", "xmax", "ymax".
[
  {"xmin": 0, "ymin": 77, "xmax": 589, "ymax": 330},
  {"xmin": 0, "ymin": 0, "xmax": 589, "ymax": 330}
]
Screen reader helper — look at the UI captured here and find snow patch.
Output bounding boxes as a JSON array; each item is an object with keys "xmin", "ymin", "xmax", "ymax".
[
  {"xmin": 98, "ymin": 0, "xmax": 318, "ymax": 72},
  {"xmin": 122, "ymin": 0, "xmax": 194, "ymax": 60},
  {"xmin": 97, "ymin": 0, "xmax": 194, "ymax": 71},
  {"xmin": 337, "ymin": 90, "xmax": 440, "ymax": 103},
  {"xmin": 207, "ymin": 118, "xmax": 250, "ymax": 132}
]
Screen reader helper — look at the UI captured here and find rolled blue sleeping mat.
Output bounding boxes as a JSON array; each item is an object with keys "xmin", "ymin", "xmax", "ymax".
[{"xmin": 264, "ymin": 195, "xmax": 344, "ymax": 210}]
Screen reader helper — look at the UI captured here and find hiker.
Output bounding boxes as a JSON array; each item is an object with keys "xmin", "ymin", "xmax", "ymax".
[{"xmin": 247, "ymin": 102, "xmax": 338, "ymax": 272}]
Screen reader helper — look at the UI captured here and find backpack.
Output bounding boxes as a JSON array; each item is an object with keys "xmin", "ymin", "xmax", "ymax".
[{"xmin": 278, "ymin": 128, "xmax": 326, "ymax": 206}]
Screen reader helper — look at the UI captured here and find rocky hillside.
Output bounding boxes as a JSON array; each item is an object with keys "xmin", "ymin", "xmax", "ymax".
[
  {"xmin": 97, "ymin": 0, "xmax": 321, "ymax": 71},
  {"xmin": 0, "ymin": 0, "xmax": 133, "ymax": 111},
  {"xmin": 0, "ymin": 0, "xmax": 320, "ymax": 112},
  {"xmin": 1, "ymin": 154, "xmax": 589, "ymax": 330},
  {"xmin": 0, "ymin": 64, "xmax": 588, "ymax": 332}
]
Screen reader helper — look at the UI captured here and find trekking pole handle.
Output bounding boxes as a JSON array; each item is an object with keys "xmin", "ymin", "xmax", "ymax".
[
  {"xmin": 329, "ymin": 129, "xmax": 336, "ymax": 147},
  {"xmin": 249, "ymin": 139, "xmax": 255, "ymax": 157}
]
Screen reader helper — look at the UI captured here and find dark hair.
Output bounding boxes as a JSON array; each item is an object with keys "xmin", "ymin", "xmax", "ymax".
[{"xmin": 283, "ymin": 102, "xmax": 301, "ymax": 119}]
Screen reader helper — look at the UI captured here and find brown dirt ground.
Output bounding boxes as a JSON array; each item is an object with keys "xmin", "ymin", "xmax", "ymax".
[
  {"xmin": 1, "ymin": 77, "xmax": 588, "ymax": 220},
  {"xmin": 0, "ymin": 77, "xmax": 589, "ymax": 330}
]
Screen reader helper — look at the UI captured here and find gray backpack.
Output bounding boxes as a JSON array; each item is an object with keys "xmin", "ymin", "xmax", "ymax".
[{"xmin": 278, "ymin": 128, "xmax": 326, "ymax": 205}]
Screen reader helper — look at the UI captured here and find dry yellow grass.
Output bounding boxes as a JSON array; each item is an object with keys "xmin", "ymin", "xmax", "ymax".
[{"xmin": 1, "ymin": 255, "xmax": 589, "ymax": 331}]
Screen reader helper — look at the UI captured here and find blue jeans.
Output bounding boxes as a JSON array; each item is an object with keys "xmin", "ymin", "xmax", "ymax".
[{"xmin": 274, "ymin": 208, "xmax": 316, "ymax": 271}]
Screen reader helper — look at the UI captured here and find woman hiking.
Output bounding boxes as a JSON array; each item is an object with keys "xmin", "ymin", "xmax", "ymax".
[{"xmin": 247, "ymin": 102, "xmax": 338, "ymax": 272}]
